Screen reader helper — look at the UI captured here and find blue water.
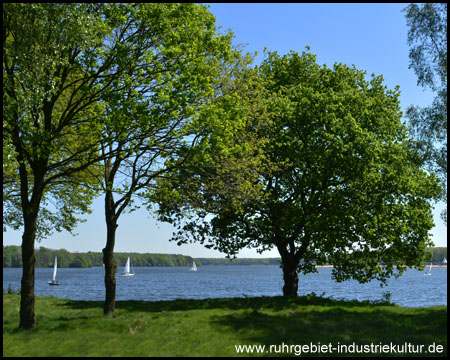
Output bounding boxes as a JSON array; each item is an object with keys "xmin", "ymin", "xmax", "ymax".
[{"xmin": 3, "ymin": 266, "xmax": 447, "ymax": 307}]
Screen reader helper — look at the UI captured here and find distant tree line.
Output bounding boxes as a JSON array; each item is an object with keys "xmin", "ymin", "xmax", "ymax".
[
  {"xmin": 197, "ymin": 257, "xmax": 281, "ymax": 266},
  {"xmin": 3, "ymin": 245, "xmax": 445, "ymax": 268},
  {"xmin": 2, "ymin": 246, "xmax": 282, "ymax": 268},
  {"xmin": 429, "ymin": 247, "xmax": 447, "ymax": 263},
  {"xmin": 2, "ymin": 246, "xmax": 196, "ymax": 268}
]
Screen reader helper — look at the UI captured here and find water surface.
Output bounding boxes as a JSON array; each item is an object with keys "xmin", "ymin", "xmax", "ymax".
[{"xmin": 3, "ymin": 266, "xmax": 447, "ymax": 307}]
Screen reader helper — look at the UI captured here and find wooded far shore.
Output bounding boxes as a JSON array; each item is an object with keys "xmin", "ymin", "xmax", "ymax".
[
  {"xmin": 2, "ymin": 245, "xmax": 280, "ymax": 268},
  {"xmin": 3, "ymin": 245, "xmax": 447, "ymax": 269}
]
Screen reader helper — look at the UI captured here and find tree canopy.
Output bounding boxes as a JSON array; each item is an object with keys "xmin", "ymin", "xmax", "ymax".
[
  {"xmin": 91, "ymin": 3, "xmax": 254, "ymax": 315},
  {"xmin": 3, "ymin": 3, "xmax": 122, "ymax": 329},
  {"xmin": 3, "ymin": 3, "xmax": 107, "ymax": 241},
  {"xmin": 3, "ymin": 2, "xmax": 257, "ymax": 326},
  {"xmin": 403, "ymin": 3, "xmax": 447, "ymax": 223},
  {"xmin": 154, "ymin": 50, "xmax": 442, "ymax": 295},
  {"xmin": 3, "ymin": 3, "xmax": 445, "ymax": 329}
]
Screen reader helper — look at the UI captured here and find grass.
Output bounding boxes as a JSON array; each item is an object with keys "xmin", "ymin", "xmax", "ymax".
[{"xmin": 3, "ymin": 293, "xmax": 447, "ymax": 357}]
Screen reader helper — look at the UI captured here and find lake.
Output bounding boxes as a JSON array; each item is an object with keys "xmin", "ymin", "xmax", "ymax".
[{"xmin": 3, "ymin": 266, "xmax": 447, "ymax": 307}]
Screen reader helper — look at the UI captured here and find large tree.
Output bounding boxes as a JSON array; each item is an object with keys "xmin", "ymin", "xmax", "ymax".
[
  {"xmin": 403, "ymin": 3, "xmax": 447, "ymax": 223},
  {"xmin": 95, "ymin": 3, "xmax": 253, "ymax": 315},
  {"xmin": 3, "ymin": 3, "xmax": 146, "ymax": 329},
  {"xmin": 154, "ymin": 50, "xmax": 441, "ymax": 296}
]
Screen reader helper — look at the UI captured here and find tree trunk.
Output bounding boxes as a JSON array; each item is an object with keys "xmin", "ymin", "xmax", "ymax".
[
  {"xmin": 103, "ymin": 244, "xmax": 117, "ymax": 315},
  {"xmin": 277, "ymin": 243, "xmax": 300, "ymax": 296},
  {"xmin": 103, "ymin": 191, "xmax": 117, "ymax": 315},
  {"xmin": 281, "ymin": 255, "xmax": 299, "ymax": 296},
  {"xmin": 19, "ymin": 210, "xmax": 39, "ymax": 329}
]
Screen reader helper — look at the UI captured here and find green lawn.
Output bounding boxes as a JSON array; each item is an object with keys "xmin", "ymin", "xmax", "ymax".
[{"xmin": 3, "ymin": 294, "xmax": 447, "ymax": 357}]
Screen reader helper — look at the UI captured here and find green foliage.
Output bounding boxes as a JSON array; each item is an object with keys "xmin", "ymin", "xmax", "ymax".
[
  {"xmin": 151, "ymin": 65, "xmax": 270, "ymax": 250},
  {"xmin": 70, "ymin": 254, "xmax": 91, "ymax": 268},
  {"xmin": 2, "ymin": 246, "xmax": 23, "ymax": 268},
  {"xmin": 5, "ymin": 244, "xmax": 444, "ymax": 269},
  {"xmin": 3, "ymin": 3, "xmax": 255, "ymax": 324},
  {"xmin": 197, "ymin": 258, "xmax": 280, "ymax": 266},
  {"xmin": 98, "ymin": 4, "xmax": 255, "ymax": 213},
  {"xmin": 3, "ymin": 3, "xmax": 108, "ymax": 240},
  {"xmin": 403, "ymin": 3, "xmax": 447, "ymax": 92},
  {"xmin": 2, "ymin": 246, "xmax": 200, "ymax": 268},
  {"xmin": 403, "ymin": 3, "xmax": 447, "ymax": 223},
  {"xmin": 154, "ymin": 49, "xmax": 442, "ymax": 289},
  {"xmin": 426, "ymin": 247, "xmax": 448, "ymax": 263},
  {"xmin": 94, "ymin": 2, "xmax": 255, "ymax": 237}
]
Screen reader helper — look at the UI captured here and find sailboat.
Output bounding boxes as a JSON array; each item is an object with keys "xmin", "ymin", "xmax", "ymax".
[
  {"xmin": 120, "ymin": 257, "xmax": 135, "ymax": 277},
  {"xmin": 424, "ymin": 262, "xmax": 432, "ymax": 275},
  {"xmin": 48, "ymin": 256, "xmax": 60, "ymax": 285},
  {"xmin": 189, "ymin": 261, "xmax": 197, "ymax": 272}
]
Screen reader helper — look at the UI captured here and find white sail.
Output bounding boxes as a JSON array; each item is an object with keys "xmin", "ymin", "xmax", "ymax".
[
  {"xmin": 120, "ymin": 257, "xmax": 134, "ymax": 277},
  {"xmin": 189, "ymin": 261, "xmax": 197, "ymax": 272},
  {"xmin": 424, "ymin": 262, "xmax": 432, "ymax": 275},
  {"xmin": 52, "ymin": 257, "xmax": 57, "ymax": 281},
  {"xmin": 49, "ymin": 256, "xmax": 60, "ymax": 285}
]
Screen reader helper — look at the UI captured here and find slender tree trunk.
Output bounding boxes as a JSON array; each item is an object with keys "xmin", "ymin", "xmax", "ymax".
[
  {"xmin": 18, "ymin": 162, "xmax": 45, "ymax": 329},
  {"xmin": 103, "ymin": 191, "xmax": 117, "ymax": 315},
  {"xmin": 19, "ymin": 208, "xmax": 39, "ymax": 329},
  {"xmin": 102, "ymin": 244, "xmax": 117, "ymax": 315}
]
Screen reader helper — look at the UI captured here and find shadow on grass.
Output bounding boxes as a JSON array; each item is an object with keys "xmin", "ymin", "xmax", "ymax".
[
  {"xmin": 208, "ymin": 306, "xmax": 447, "ymax": 357},
  {"xmin": 6, "ymin": 293, "xmax": 446, "ymax": 357},
  {"xmin": 57, "ymin": 295, "xmax": 447, "ymax": 357},
  {"xmin": 60, "ymin": 294, "xmax": 397, "ymax": 314}
]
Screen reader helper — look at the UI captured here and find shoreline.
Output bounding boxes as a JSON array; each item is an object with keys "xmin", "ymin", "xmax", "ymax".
[
  {"xmin": 2, "ymin": 264, "xmax": 448, "ymax": 269},
  {"xmin": 315, "ymin": 265, "xmax": 447, "ymax": 268}
]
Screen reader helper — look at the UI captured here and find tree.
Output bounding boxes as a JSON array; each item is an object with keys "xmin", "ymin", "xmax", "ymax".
[
  {"xmin": 154, "ymin": 50, "xmax": 441, "ymax": 296},
  {"xmin": 403, "ymin": 3, "xmax": 447, "ymax": 223},
  {"xmin": 70, "ymin": 254, "xmax": 90, "ymax": 268},
  {"xmin": 72, "ymin": 3, "xmax": 254, "ymax": 315},
  {"xmin": 3, "ymin": 246, "xmax": 22, "ymax": 267},
  {"xmin": 3, "ymin": 3, "xmax": 145, "ymax": 329}
]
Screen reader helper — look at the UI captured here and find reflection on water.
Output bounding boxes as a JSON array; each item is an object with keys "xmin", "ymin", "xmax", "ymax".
[{"xmin": 3, "ymin": 266, "xmax": 447, "ymax": 307}]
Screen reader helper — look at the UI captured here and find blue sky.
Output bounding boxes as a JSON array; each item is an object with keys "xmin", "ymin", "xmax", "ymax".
[{"xmin": 3, "ymin": 3, "xmax": 446, "ymax": 257}]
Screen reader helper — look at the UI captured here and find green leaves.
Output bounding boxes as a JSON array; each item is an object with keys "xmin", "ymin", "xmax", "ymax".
[
  {"xmin": 3, "ymin": 3, "xmax": 443, "ymax": 301},
  {"xmin": 154, "ymin": 48, "xmax": 442, "ymax": 290},
  {"xmin": 403, "ymin": 3, "xmax": 447, "ymax": 223},
  {"xmin": 93, "ymin": 4, "xmax": 254, "ymax": 226},
  {"xmin": 3, "ymin": 4, "xmax": 108, "ymax": 241}
]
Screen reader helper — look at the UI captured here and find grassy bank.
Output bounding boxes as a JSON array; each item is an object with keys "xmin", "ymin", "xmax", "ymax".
[{"xmin": 3, "ymin": 294, "xmax": 447, "ymax": 357}]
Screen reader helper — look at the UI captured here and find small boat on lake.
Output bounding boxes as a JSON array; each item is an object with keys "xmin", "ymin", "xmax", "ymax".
[
  {"xmin": 120, "ymin": 257, "xmax": 135, "ymax": 277},
  {"xmin": 189, "ymin": 261, "xmax": 197, "ymax": 272},
  {"xmin": 48, "ymin": 256, "xmax": 60, "ymax": 285},
  {"xmin": 424, "ymin": 262, "xmax": 432, "ymax": 275}
]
